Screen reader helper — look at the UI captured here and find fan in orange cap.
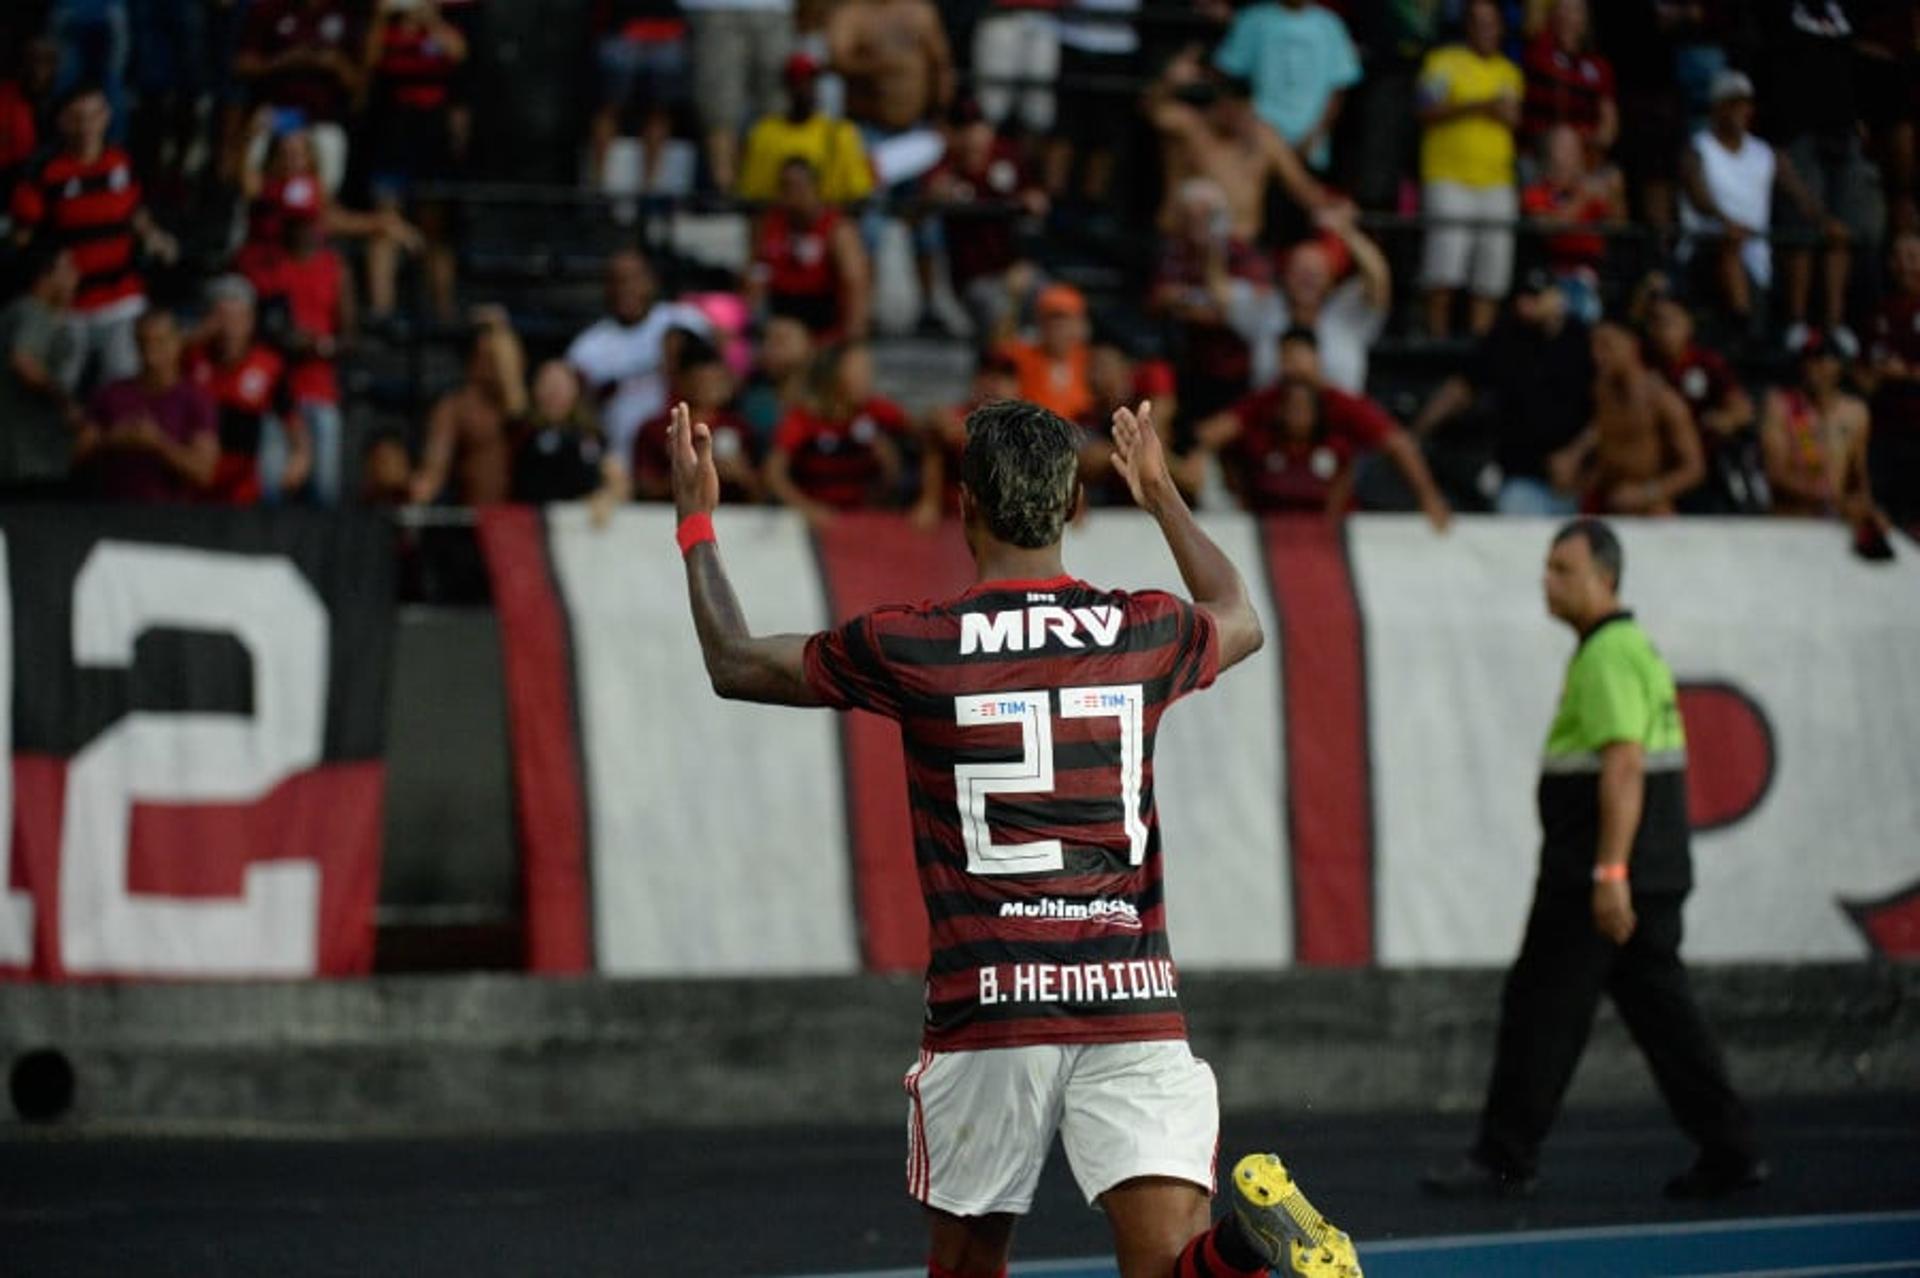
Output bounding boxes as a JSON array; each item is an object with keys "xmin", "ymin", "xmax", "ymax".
[{"xmin": 997, "ymin": 284, "xmax": 1093, "ymax": 421}]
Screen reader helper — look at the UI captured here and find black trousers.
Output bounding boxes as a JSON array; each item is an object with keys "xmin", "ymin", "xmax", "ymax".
[{"xmin": 1473, "ymin": 884, "xmax": 1757, "ymax": 1177}]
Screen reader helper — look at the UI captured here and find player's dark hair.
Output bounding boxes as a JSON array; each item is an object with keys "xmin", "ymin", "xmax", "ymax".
[
  {"xmin": 1279, "ymin": 325, "xmax": 1318, "ymax": 349},
  {"xmin": 961, "ymin": 399, "xmax": 1080, "ymax": 549},
  {"xmin": 1554, "ymin": 518, "xmax": 1624, "ymax": 591}
]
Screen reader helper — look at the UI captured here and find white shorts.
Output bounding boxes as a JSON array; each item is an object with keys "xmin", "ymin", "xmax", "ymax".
[
  {"xmin": 1420, "ymin": 180, "xmax": 1518, "ymax": 298},
  {"xmin": 902, "ymin": 1040, "xmax": 1219, "ymax": 1216}
]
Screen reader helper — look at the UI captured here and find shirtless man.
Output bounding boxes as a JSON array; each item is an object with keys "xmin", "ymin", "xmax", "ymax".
[
  {"xmin": 1557, "ymin": 320, "xmax": 1703, "ymax": 516},
  {"xmin": 410, "ymin": 310, "xmax": 525, "ymax": 505},
  {"xmin": 1761, "ymin": 332, "xmax": 1886, "ymax": 531},
  {"xmin": 829, "ymin": 0, "xmax": 952, "ymax": 137},
  {"xmin": 1145, "ymin": 52, "xmax": 1340, "ymax": 245}
]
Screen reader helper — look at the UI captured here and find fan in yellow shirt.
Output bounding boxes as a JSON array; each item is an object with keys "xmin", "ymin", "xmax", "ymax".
[
  {"xmin": 1416, "ymin": 0, "xmax": 1523, "ymax": 338},
  {"xmin": 737, "ymin": 54, "xmax": 876, "ymax": 205}
]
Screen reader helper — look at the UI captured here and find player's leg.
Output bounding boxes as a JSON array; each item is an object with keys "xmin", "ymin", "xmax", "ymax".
[
  {"xmin": 1100, "ymin": 1175, "xmax": 1210, "ymax": 1278},
  {"xmin": 1062, "ymin": 1041, "xmax": 1361, "ymax": 1277},
  {"xmin": 904, "ymin": 1045, "xmax": 1067, "ymax": 1276},
  {"xmin": 925, "ymin": 1207, "xmax": 1016, "ymax": 1278}
]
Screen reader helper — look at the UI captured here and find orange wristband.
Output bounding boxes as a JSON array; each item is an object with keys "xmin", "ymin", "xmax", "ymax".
[
  {"xmin": 1591, "ymin": 863, "xmax": 1628, "ymax": 884},
  {"xmin": 676, "ymin": 512, "xmax": 715, "ymax": 557}
]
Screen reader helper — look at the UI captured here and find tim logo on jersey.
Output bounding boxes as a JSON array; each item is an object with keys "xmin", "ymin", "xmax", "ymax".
[{"xmin": 960, "ymin": 605, "xmax": 1123, "ymax": 656}]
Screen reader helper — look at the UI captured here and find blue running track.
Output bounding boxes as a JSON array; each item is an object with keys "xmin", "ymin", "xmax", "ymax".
[{"xmin": 787, "ymin": 1210, "xmax": 1920, "ymax": 1278}]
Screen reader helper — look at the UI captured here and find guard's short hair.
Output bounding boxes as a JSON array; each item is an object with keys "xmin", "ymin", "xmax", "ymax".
[
  {"xmin": 961, "ymin": 399, "xmax": 1081, "ymax": 549},
  {"xmin": 1554, "ymin": 517, "xmax": 1624, "ymax": 590}
]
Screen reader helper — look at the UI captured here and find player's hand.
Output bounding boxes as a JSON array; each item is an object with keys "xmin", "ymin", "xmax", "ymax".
[
  {"xmin": 667, "ymin": 400, "xmax": 720, "ymax": 520},
  {"xmin": 1593, "ymin": 879, "xmax": 1636, "ymax": 945},
  {"xmin": 1110, "ymin": 400, "xmax": 1175, "ymax": 513}
]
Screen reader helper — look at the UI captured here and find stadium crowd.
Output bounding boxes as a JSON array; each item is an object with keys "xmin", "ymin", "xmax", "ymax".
[{"xmin": 0, "ymin": 0, "xmax": 1916, "ymax": 552}]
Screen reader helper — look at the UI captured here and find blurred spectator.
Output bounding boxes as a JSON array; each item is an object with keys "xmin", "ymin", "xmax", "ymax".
[
  {"xmin": 511, "ymin": 359, "xmax": 631, "ymax": 523},
  {"xmin": 411, "ymin": 308, "xmax": 526, "ymax": 505},
  {"xmin": 0, "ymin": 46, "xmax": 44, "ymax": 233},
  {"xmin": 1519, "ymin": 0, "xmax": 1616, "ymax": 161},
  {"xmin": 1247, "ymin": 206, "xmax": 1391, "ymax": 394},
  {"xmin": 737, "ymin": 53, "xmax": 875, "ymax": 205},
  {"xmin": 738, "ymin": 312, "xmax": 814, "ymax": 442},
  {"xmin": 234, "ymin": 0, "xmax": 367, "ymax": 196},
  {"xmin": 1198, "ymin": 328, "xmax": 1451, "ymax": 525},
  {"xmin": 764, "ymin": 340, "xmax": 908, "ymax": 524},
  {"xmin": 1148, "ymin": 176, "xmax": 1268, "ymax": 426},
  {"xmin": 10, "ymin": 84, "xmax": 177, "ymax": 388},
  {"xmin": 1211, "ymin": 0, "xmax": 1362, "ymax": 176},
  {"xmin": 1520, "ymin": 122, "xmax": 1624, "ymax": 324},
  {"xmin": 1146, "ymin": 57, "xmax": 1335, "ymax": 246},
  {"xmin": 238, "ymin": 126, "xmax": 420, "ymax": 283},
  {"xmin": 747, "ymin": 157, "xmax": 870, "ymax": 339},
  {"xmin": 1679, "ymin": 69, "xmax": 1848, "ymax": 344},
  {"xmin": 1760, "ymin": 2, "xmax": 1868, "ymax": 352},
  {"xmin": 791, "ymin": 0, "xmax": 847, "ymax": 119},
  {"xmin": 1417, "ymin": 0, "xmax": 1524, "ymax": 338},
  {"xmin": 1076, "ymin": 338, "xmax": 1179, "ymax": 506},
  {"xmin": 829, "ymin": 0, "xmax": 952, "ymax": 188},
  {"xmin": 999, "ymin": 283, "xmax": 1093, "ymax": 422},
  {"xmin": 184, "ymin": 274, "xmax": 311, "ymax": 506},
  {"xmin": 73, "ymin": 308, "xmax": 218, "ymax": 502},
  {"xmin": 1761, "ymin": 330, "xmax": 1887, "ymax": 543},
  {"xmin": 0, "ymin": 247, "xmax": 82, "ymax": 495},
  {"xmin": 589, "ymin": 0, "xmax": 691, "ymax": 187},
  {"xmin": 565, "ymin": 248, "xmax": 712, "ymax": 466},
  {"xmin": 245, "ymin": 205, "xmax": 352, "ymax": 505},
  {"xmin": 1862, "ymin": 230, "xmax": 1920, "ymax": 529},
  {"xmin": 922, "ymin": 98, "xmax": 1047, "ymax": 341},
  {"xmin": 1048, "ymin": 0, "xmax": 1140, "ymax": 207},
  {"xmin": 1643, "ymin": 287, "xmax": 1764, "ymax": 514},
  {"xmin": 1855, "ymin": 2, "xmax": 1916, "ymax": 235},
  {"xmin": 1195, "ymin": 369, "xmax": 1449, "ymax": 529},
  {"xmin": 363, "ymin": 0, "xmax": 470, "ymax": 326},
  {"xmin": 1566, "ymin": 319, "xmax": 1704, "ymax": 515},
  {"xmin": 634, "ymin": 336, "xmax": 761, "ymax": 502},
  {"xmin": 1411, "ymin": 272, "xmax": 1594, "ymax": 515},
  {"xmin": 682, "ymin": 0, "xmax": 794, "ymax": 192},
  {"xmin": 910, "ymin": 348, "xmax": 1019, "ymax": 525},
  {"xmin": 126, "ymin": 0, "xmax": 212, "ymax": 195},
  {"xmin": 971, "ymin": 0, "xmax": 1059, "ymax": 136},
  {"xmin": 49, "ymin": 0, "xmax": 129, "ymax": 131}
]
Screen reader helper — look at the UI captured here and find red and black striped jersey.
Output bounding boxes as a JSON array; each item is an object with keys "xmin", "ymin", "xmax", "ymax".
[
  {"xmin": 803, "ymin": 575, "xmax": 1219, "ymax": 1052},
  {"xmin": 773, "ymin": 398, "xmax": 907, "ymax": 510},
  {"xmin": 374, "ymin": 19, "xmax": 461, "ymax": 114},
  {"xmin": 10, "ymin": 146, "xmax": 143, "ymax": 313}
]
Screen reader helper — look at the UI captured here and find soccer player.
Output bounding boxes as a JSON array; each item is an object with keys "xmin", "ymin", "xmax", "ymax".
[{"xmin": 666, "ymin": 396, "xmax": 1362, "ymax": 1278}]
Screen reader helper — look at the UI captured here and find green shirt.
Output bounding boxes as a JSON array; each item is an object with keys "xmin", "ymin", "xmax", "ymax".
[{"xmin": 1536, "ymin": 612, "xmax": 1693, "ymax": 892}]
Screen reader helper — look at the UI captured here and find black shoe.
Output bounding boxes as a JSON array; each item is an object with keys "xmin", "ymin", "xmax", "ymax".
[
  {"xmin": 1420, "ymin": 1155, "xmax": 1537, "ymax": 1199},
  {"xmin": 1664, "ymin": 1156, "xmax": 1770, "ymax": 1200}
]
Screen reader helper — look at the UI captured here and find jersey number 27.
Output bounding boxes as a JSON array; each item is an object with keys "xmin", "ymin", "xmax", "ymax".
[{"xmin": 952, "ymin": 685, "xmax": 1147, "ymax": 876}]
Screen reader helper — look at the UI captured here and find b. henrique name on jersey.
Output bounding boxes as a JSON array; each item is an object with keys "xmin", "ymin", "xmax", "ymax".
[{"xmin": 802, "ymin": 575, "xmax": 1219, "ymax": 1053}]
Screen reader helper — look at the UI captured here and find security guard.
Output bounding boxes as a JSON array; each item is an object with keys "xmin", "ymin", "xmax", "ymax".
[{"xmin": 1423, "ymin": 519, "xmax": 1766, "ymax": 1200}]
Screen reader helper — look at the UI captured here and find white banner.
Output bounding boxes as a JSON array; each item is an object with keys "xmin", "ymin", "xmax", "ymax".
[{"xmin": 1356, "ymin": 518, "xmax": 1920, "ymax": 964}]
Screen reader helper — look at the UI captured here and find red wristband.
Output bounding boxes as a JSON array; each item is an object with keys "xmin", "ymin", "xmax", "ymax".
[
  {"xmin": 1592, "ymin": 862, "xmax": 1628, "ymax": 884},
  {"xmin": 676, "ymin": 512, "xmax": 716, "ymax": 557}
]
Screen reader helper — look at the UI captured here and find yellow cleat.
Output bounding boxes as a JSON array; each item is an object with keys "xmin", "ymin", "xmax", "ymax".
[{"xmin": 1230, "ymin": 1152, "xmax": 1363, "ymax": 1278}]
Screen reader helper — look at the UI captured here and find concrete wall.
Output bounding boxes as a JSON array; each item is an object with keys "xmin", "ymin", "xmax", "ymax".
[{"xmin": 2, "ymin": 966, "xmax": 1912, "ymax": 1132}]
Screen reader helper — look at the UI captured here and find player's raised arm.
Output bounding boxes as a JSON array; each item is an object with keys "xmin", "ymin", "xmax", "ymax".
[
  {"xmin": 669, "ymin": 402, "xmax": 826, "ymax": 706},
  {"xmin": 1110, "ymin": 401, "xmax": 1265, "ymax": 672}
]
